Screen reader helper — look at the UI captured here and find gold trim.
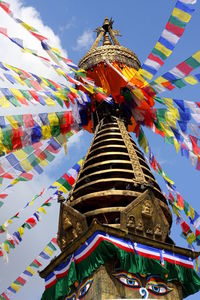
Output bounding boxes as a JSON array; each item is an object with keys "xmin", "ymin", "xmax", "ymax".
[
  {"xmin": 96, "ymin": 127, "xmax": 120, "ymax": 135},
  {"xmin": 78, "ymin": 159, "xmax": 132, "ymax": 174},
  {"xmin": 78, "ymin": 45, "xmax": 140, "ymax": 70},
  {"xmin": 89, "ymin": 144, "xmax": 127, "ymax": 155},
  {"xmin": 85, "ymin": 207, "xmax": 124, "ymax": 217},
  {"xmin": 71, "ymin": 190, "xmax": 141, "ymax": 207},
  {"xmin": 94, "ymin": 132, "xmax": 122, "ymax": 142},
  {"xmin": 117, "ymin": 119, "xmax": 146, "ymax": 183},
  {"xmin": 92, "ymin": 138, "xmax": 125, "ymax": 148},
  {"xmin": 76, "ymin": 168, "xmax": 135, "ymax": 186},
  {"xmin": 73, "ymin": 177, "xmax": 138, "ymax": 194},
  {"xmin": 101, "ymin": 123, "xmax": 119, "ymax": 128},
  {"xmin": 84, "ymin": 151, "xmax": 130, "ymax": 164}
]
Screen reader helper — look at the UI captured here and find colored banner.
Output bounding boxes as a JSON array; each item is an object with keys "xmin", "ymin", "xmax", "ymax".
[
  {"xmin": 140, "ymin": 0, "xmax": 197, "ymax": 80},
  {"xmin": 0, "ymin": 157, "xmax": 83, "ymax": 233},
  {"xmin": 150, "ymin": 51, "xmax": 200, "ymax": 93},
  {"xmin": 0, "ymin": 113, "xmax": 76, "ymax": 156},
  {"xmin": 0, "ymin": 236, "xmax": 58, "ymax": 299},
  {"xmin": 0, "ymin": 137, "xmax": 63, "ymax": 208}
]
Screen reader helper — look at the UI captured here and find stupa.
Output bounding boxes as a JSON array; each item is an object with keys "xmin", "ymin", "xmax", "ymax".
[{"xmin": 40, "ymin": 18, "xmax": 200, "ymax": 300}]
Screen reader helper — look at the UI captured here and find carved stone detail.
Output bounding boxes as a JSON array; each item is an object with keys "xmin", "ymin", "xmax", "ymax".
[
  {"xmin": 117, "ymin": 119, "xmax": 146, "ymax": 183},
  {"xmin": 120, "ymin": 190, "xmax": 170, "ymax": 242},
  {"xmin": 57, "ymin": 203, "xmax": 88, "ymax": 251},
  {"xmin": 141, "ymin": 200, "xmax": 153, "ymax": 218}
]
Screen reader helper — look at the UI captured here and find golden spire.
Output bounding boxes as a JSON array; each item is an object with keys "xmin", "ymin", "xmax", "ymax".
[{"xmin": 79, "ymin": 17, "xmax": 140, "ymax": 70}]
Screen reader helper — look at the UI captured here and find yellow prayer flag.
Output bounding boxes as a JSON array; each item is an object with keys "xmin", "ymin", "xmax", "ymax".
[
  {"xmin": 42, "ymin": 125, "xmax": 51, "ymax": 139},
  {"xmin": 44, "ymin": 246, "xmax": 53, "ymax": 256},
  {"xmin": 21, "ymin": 22, "xmax": 36, "ymax": 31},
  {"xmin": 184, "ymin": 76, "xmax": 198, "ymax": 85},
  {"xmin": 44, "ymin": 97, "xmax": 56, "ymax": 106},
  {"xmin": 154, "ymin": 42, "xmax": 172, "ymax": 57},
  {"xmin": 190, "ymin": 205, "xmax": 195, "ymax": 220},
  {"xmin": 14, "ymin": 150, "xmax": 28, "ymax": 160},
  {"xmin": 10, "ymin": 88, "xmax": 24, "ymax": 101},
  {"xmin": 26, "ymin": 266, "xmax": 36, "ymax": 275},
  {"xmin": 165, "ymin": 112, "xmax": 177, "ymax": 128},
  {"xmin": 70, "ymin": 87, "xmax": 78, "ymax": 94},
  {"xmin": 48, "ymin": 113, "xmax": 59, "ymax": 126},
  {"xmin": 29, "ymin": 200, "xmax": 34, "ymax": 206},
  {"xmin": 52, "ymin": 181, "xmax": 68, "ymax": 193},
  {"xmin": 160, "ymin": 122, "xmax": 174, "ymax": 138},
  {"xmin": 40, "ymin": 160, "xmax": 48, "ymax": 167},
  {"xmin": 132, "ymin": 88, "xmax": 144, "ymax": 101},
  {"xmin": 6, "ymin": 116, "xmax": 18, "ymax": 129},
  {"xmin": 192, "ymin": 51, "xmax": 200, "ymax": 63},
  {"xmin": 13, "ymin": 75, "xmax": 26, "ymax": 86},
  {"xmin": 51, "ymin": 47, "xmax": 61, "ymax": 55},
  {"xmin": 10, "ymin": 283, "xmax": 21, "ymax": 292},
  {"xmin": 154, "ymin": 77, "xmax": 168, "ymax": 84},
  {"xmin": 138, "ymin": 68, "xmax": 153, "ymax": 80},
  {"xmin": 18, "ymin": 227, "xmax": 24, "ymax": 237},
  {"xmin": 172, "ymin": 7, "xmax": 191, "ymax": 23},
  {"xmin": 4, "ymin": 242, "xmax": 9, "ymax": 253},
  {"xmin": 187, "ymin": 232, "xmax": 196, "ymax": 244},
  {"xmin": 54, "ymin": 91, "xmax": 65, "ymax": 100},
  {"xmin": 0, "ymin": 96, "xmax": 10, "ymax": 108},
  {"xmin": 55, "ymin": 68, "xmax": 65, "ymax": 76},
  {"xmin": 162, "ymin": 173, "xmax": 175, "ymax": 185},
  {"xmin": 174, "ymin": 139, "xmax": 180, "ymax": 153},
  {"xmin": 37, "ymin": 207, "xmax": 47, "ymax": 214},
  {"xmin": 20, "ymin": 159, "xmax": 33, "ymax": 172}
]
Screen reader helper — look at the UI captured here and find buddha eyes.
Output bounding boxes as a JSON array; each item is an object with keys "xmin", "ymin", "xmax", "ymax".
[
  {"xmin": 65, "ymin": 279, "xmax": 93, "ymax": 299},
  {"xmin": 147, "ymin": 282, "xmax": 172, "ymax": 296},
  {"xmin": 78, "ymin": 279, "xmax": 93, "ymax": 298},
  {"xmin": 113, "ymin": 272, "xmax": 172, "ymax": 296},
  {"xmin": 113, "ymin": 273, "xmax": 141, "ymax": 289}
]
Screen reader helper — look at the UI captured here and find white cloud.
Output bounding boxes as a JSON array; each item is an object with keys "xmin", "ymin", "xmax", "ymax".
[
  {"xmin": 59, "ymin": 16, "xmax": 76, "ymax": 32},
  {"xmin": 0, "ymin": 0, "xmax": 67, "ymax": 71},
  {"xmin": 73, "ymin": 29, "xmax": 94, "ymax": 51},
  {"xmin": 0, "ymin": 0, "xmax": 71, "ymax": 115}
]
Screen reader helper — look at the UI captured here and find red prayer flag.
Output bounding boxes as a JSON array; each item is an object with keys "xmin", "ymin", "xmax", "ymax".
[
  {"xmin": 62, "ymin": 174, "xmax": 75, "ymax": 185},
  {"xmin": 1, "ymin": 292, "xmax": 9, "ymax": 300},
  {"xmin": 32, "ymin": 258, "xmax": 42, "ymax": 267},
  {"xmin": 176, "ymin": 62, "xmax": 193, "ymax": 76},
  {"xmin": 176, "ymin": 193, "xmax": 184, "ymax": 209},
  {"xmin": 26, "ymin": 217, "xmax": 37, "ymax": 227},
  {"xmin": 16, "ymin": 276, "xmax": 26, "ymax": 285},
  {"xmin": 0, "ymin": 2, "xmax": 11, "ymax": 14},
  {"xmin": 1, "ymin": 172, "xmax": 14, "ymax": 179},
  {"xmin": 189, "ymin": 135, "xmax": 200, "ymax": 155},
  {"xmin": 51, "ymin": 237, "xmax": 58, "ymax": 245},
  {"xmin": 166, "ymin": 22, "xmax": 184, "ymax": 37},
  {"xmin": 30, "ymin": 31, "xmax": 47, "ymax": 41},
  {"xmin": 195, "ymin": 229, "xmax": 200, "ymax": 237},
  {"xmin": 23, "ymin": 114, "xmax": 34, "ymax": 128},
  {"xmin": 0, "ymin": 27, "xmax": 8, "ymax": 36},
  {"xmin": 20, "ymin": 172, "xmax": 33, "ymax": 180},
  {"xmin": 0, "ymin": 193, "xmax": 8, "ymax": 199},
  {"xmin": 181, "ymin": 221, "xmax": 190, "ymax": 235}
]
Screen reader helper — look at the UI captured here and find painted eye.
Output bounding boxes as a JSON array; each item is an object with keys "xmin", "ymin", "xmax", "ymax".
[
  {"xmin": 78, "ymin": 279, "xmax": 93, "ymax": 299},
  {"xmin": 113, "ymin": 273, "xmax": 141, "ymax": 289},
  {"xmin": 147, "ymin": 283, "xmax": 172, "ymax": 295}
]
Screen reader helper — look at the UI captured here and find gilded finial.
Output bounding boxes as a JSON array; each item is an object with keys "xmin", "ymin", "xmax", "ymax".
[{"xmin": 103, "ymin": 33, "xmax": 112, "ymax": 46}]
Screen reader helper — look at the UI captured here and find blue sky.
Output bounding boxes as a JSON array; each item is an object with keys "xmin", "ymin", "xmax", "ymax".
[{"xmin": 0, "ymin": 0, "xmax": 200, "ymax": 299}]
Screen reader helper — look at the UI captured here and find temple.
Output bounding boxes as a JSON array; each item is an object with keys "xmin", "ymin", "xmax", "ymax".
[{"xmin": 40, "ymin": 18, "xmax": 200, "ymax": 300}]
